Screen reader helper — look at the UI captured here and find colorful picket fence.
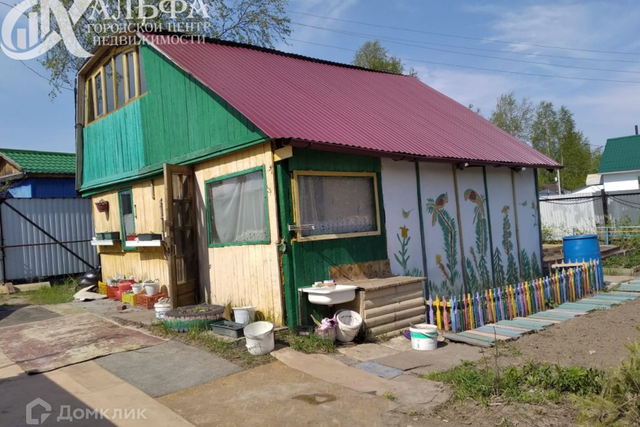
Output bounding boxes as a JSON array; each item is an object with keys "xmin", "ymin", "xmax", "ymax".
[{"xmin": 427, "ymin": 260, "xmax": 602, "ymax": 333}]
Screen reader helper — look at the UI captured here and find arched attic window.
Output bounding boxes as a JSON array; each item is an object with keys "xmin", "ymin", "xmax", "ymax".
[{"xmin": 85, "ymin": 45, "xmax": 147, "ymax": 124}]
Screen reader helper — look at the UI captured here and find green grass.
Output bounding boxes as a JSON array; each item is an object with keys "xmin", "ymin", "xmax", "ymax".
[
  {"xmin": 424, "ymin": 360, "xmax": 603, "ymax": 405},
  {"xmin": 382, "ymin": 391, "xmax": 396, "ymax": 401},
  {"xmin": 281, "ymin": 331, "xmax": 336, "ymax": 354},
  {"xmin": 149, "ymin": 322, "xmax": 274, "ymax": 369},
  {"xmin": 602, "ymin": 248, "xmax": 640, "ymax": 269},
  {"xmin": 27, "ymin": 280, "xmax": 79, "ymax": 305}
]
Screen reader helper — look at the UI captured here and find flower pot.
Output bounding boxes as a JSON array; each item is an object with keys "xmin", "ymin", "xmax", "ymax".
[
  {"xmin": 102, "ymin": 231, "xmax": 120, "ymax": 240},
  {"xmin": 126, "ymin": 234, "xmax": 138, "ymax": 241},
  {"xmin": 95, "ymin": 200, "xmax": 109, "ymax": 213},
  {"xmin": 131, "ymin": 284, "xmax": 144, "ymax": 294},
  {"xmin": 144, "ymin": 281, "xmax": 160, "ymax": 296}
]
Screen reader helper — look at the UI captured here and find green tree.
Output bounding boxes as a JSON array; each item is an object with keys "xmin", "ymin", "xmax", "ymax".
[
  {"xmin": 353, "ymin": 40, "xmax": 418, "ymax": 77},
  {"xmin": 532, "ymin": 103, "xmax": 596, "ymax": 190},
  {"xmin": 490, "ymin": 93, "xmax": 601, "ymax": 191},
  {"xmin": 490, "ymin": 92, "xmax": 534, "ymax": 142},
  {"xmin": 39, "ymin": 0, "xmax": 291, "ymax": 97}
]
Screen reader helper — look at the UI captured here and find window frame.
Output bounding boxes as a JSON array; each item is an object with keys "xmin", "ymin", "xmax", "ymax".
[
  {"xmin": 292, "ymin": 170, "xmax": 381, "ymax": 242},
  {"xmin": 205, "ymin": 165, "xmax": 270, "ymax": 248},
  {"xmin": 84, "ymin": 46, "xmax": 147, "ymax": 125},
  {"xmin": 118, "ymin": 188, "xmax": 136, "ymax": 251}
]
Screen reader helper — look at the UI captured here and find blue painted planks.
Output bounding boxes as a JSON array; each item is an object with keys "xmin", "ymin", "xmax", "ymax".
[
  {"xmin": 498, "ymin": 320, "xmax": 548, "ymax": 331},
  {"xmin": 476, "ymin": 326, "xmax": 525, "ymax": 338},
  {"xmin": 444, "ymin": 333, "xmax": 493, "ymax": 348}
]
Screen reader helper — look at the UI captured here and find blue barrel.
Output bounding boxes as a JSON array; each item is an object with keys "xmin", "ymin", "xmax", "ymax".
[{"xmin": 563, "ymin": 234, "xmax": 603, "ymax": 284}]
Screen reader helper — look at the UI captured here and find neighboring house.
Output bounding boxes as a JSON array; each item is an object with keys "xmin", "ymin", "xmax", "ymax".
[
  {"xmin": 75, "ymin": 35, "xmax": 559, "ymax": 328},
  {"xmin": 0, "ymin": 148, "xmax": 77, "ymax": 198},
  {"xmin": 0, "ymin": 148, "xmax": 97, "ymax": 282},
  {"xmin": 571, "ymin": 174, "xmax": 603, "ymax": 195},
  {"xmin": 599, "ymin": 134, "xmax": 640, "ymax": 192}
]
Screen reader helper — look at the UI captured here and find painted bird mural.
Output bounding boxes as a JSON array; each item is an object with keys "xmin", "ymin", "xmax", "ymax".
[
  {"xmin": 402, "ymin": 208, "xmax": 414, "ymax": 219},
  {"xmin": 520, "ymin": 201, "xmax": 527, "ymax": 207},
  {"xmin": 501, "ymin": 205, "xmax": 510, "ymax": 215},
  {"xmin": 430, "ymin": 193, "xmax": 448, "ymax": 226},
  {"xmin": 464, "ymin": 189, "xmax": 485, "ymax": 223}
]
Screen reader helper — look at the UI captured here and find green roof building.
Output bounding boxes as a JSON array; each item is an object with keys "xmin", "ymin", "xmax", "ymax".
[{"xmin": 598, "ymin": 134, "xmax": 640, "ymax": 193}]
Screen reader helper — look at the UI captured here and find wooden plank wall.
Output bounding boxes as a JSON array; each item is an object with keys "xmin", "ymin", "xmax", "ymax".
[
  {"xmin": 91, "ymin": 177, "xmax": 168, "ymax": 287},
  {"xmin": 0, "ymin": 159, "xmax": 20, "ymax": 177},
  {"xmin": 194, "ymin": 142, "xmax": 283, "ymax": 324}
]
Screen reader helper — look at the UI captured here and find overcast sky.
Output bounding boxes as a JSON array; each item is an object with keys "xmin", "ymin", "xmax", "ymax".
[{"xmin": 1, "ymin": 0, "xmax": 639, "ymax": 153}]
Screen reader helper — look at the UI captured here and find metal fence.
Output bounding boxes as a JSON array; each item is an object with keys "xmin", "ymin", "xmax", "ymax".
[
  {"xmin": 0, "ymin": 198, "xmax": 98, "ymax": 282},
  {"xmin": 540, "ymin": 190, "xmax": 640, "ymax": 240}
]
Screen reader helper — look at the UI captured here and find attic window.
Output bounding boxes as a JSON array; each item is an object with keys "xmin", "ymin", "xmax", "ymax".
[{"xmin": 85, "ymin": 46, "xmax": 147, "ymax": 124}]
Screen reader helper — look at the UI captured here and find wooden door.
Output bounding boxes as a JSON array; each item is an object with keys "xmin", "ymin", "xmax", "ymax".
[{"xmin": 164, "ymin": 164, "xmax": 199, "ymax": 308}]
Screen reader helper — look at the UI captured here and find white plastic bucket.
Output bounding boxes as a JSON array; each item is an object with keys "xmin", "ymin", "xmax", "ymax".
[
  {"xmin": 233, "ymin": 306, "xmax": 256, "ymax": 325},
  {"xmin": 155, "ymin": 302, "xmax": 171, "ymax": 319},
  {"xmin": 244, "ymin": 321, "xmax": 275, "ymax": 355},
  {"xmin": 144, "ymin": 282, "xmax": 159, "ymax": 296},
  {"xmin": 335, "ymin": 310, "xmax": 362, "ymax": 342},
  {"xmin": 131, "ymin": 284, "xmax": 144, "ymax": 294},
  {"xmin": 410, "ymin": 324, "xmax": 438, "ymax": 351}
]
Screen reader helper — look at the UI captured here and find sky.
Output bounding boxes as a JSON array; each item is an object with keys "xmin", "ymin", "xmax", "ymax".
[{"xmin": 1, "ymin": 0, "xmax": 640, "ymax": 154}]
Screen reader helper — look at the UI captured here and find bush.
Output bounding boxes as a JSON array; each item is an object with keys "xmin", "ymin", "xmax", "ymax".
[{"xmin": 577, "ymin": 328, "xmax": 640, "ymax": 426}]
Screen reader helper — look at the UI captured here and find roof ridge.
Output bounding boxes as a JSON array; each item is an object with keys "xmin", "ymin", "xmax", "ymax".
[
  {"xmin": 0, "ymin": 148, "xmax": 75, "ymax": 156},
  {"xmin": 140, "ymin": 31, "xmax": 414, "ymax": 77}
]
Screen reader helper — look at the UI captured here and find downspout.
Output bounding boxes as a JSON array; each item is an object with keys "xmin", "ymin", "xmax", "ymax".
[
  {"xmin": 414, "ymin": 162, "xmax": 429, "ymax": 301},
  {"xmin": 534, "ymin": 169, "xmax": 545, "ymax": 273}
]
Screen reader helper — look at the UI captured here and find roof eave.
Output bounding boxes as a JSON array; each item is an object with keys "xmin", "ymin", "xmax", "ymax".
[{"xmin": 287, "ymin": 139, "xmax": 563, "ymax": 169}]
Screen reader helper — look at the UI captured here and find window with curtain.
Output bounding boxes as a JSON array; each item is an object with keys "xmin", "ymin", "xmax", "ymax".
[
  {"xmin": 296, "ymin": 173, "xmax": 379, "ymax": 239},
  {"xmin": 206, "ymin": 168, "xmax": 268, "ymax": 246},
  {"xmin": 119, "ymin": 189, "xmax": 135, "ymax": 245}
]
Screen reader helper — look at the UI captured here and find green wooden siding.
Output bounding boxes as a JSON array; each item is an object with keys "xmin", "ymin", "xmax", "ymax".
[
  {"xmin": 80, "ymin": 44, "xmax": 267, "ymax": 193},
  {"xmin": 82, "ymin": 100, "xmax": 145, "ymax": 187},
  {"xmin": 278, "ymin": 149, "xmax": 388, "ymax": 328},
  {"xmin": 139, "ymin": 45, "xmax": 266, "ymax": 171}
]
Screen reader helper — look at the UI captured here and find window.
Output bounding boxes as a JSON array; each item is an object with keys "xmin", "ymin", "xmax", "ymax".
[
  {"xmin": 293, "ymin": 171, "xmax": 380, "ymax": 241},
  {"xmin": 119, "ymin": 189, "xmax": 135, "ymax": 248},
  {"xmin": 206, "ymin": 167, "xmax": 269, "ymax": 246},
  {"xmin": 85, "ymin": 47, "xmax": 147, "ymax": 123}
]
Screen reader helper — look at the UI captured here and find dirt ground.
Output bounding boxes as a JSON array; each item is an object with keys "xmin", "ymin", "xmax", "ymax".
[
  {"xmin": 496, "ymin": 296, "xmax": 640, "ymax": 371},
  {"xmin": 397, "ymin": 295, "xmax": 640, "ymax": 427}
]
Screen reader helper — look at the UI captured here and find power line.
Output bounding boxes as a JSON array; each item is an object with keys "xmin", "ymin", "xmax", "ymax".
[
  {"xmin": 288, "ymin": 38, "xmax": 640, "ymax": 85},
  {"xmin": 295, "ymin": 21, "xmax": 640, "ymax": 65},
  {"xmin": 291, "ymin": 22, "xmax": 640, "ymax": 75},
  {"xmin": 19, "ymin": 61, "xmax": 74, "ymax": 92},
  {"xmin": 290, "ymin": 11, "xmax": 640, "ymax": 56}
]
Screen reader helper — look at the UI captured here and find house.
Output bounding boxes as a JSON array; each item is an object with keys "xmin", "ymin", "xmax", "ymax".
[
  {"xmin": 0, "ymin": 149, "xmax": 77, "ymax": 198},
  {"xmin": 598, "ymin": 134, "xmax": 640, "ymax": 192},
  {"xmin": 75, "ymin": 34, "xmax": 559, "ymax": 329}
]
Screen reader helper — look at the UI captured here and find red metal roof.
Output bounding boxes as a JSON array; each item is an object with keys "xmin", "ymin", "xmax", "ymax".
[{"xmin": 142, "ymin": 35, "xmax": 560, "ymax": 168}]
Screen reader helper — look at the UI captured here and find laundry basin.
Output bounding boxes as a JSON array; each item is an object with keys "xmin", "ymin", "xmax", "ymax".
[{"xmin": 301, "ymin": 285, "xmax": 357, "ymax": 306}]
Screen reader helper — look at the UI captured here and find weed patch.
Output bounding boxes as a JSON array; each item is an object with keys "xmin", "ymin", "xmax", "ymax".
[
  {"xmin": 382, "ymin": 391, "xmax": 396, "ymax": 401},
  {"xmin": 281, "ymin": 332, "xmax": 336, "ymax": 354},
  {"xmin": 148, "ymin": 322, "xmax": 273, "ymax": 369},
  {"xmin": 28, "ymin": 280, "xmax": 79, "ymax": 305},
  {"xmin": 576, "ymin": 327, "xmax": 640, "ymax": 426},
  {"xmin": 425, "ymin": 360, "xmax": 603, "ymax": 405}
]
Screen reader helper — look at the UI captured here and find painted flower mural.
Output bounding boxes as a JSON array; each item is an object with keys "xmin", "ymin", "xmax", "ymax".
[
  {"xmin": 394, "ymin": 214, "xmax": 422, "ymax": 277},
  {"xmin": 426, "ymin": 193, "xmax": 460, "ymax": 295},
  {"xmin": 463, "ymin": 189, "xmax": 491, "ymax": 293}
]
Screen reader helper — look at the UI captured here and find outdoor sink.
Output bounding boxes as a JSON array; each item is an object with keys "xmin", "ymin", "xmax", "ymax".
[{"xmin": 301, "ymin": 285, "xmax": 357, "ymax": 306}]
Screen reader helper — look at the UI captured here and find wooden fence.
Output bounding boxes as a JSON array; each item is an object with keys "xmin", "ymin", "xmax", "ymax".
[{"xmin": 427, "ymin": 261, "xmax": 602, "ymax": 332}]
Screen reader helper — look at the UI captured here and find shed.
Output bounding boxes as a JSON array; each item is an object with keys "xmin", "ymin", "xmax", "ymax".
[
  {"xmin": 0, "ymin": 148, "xmax": 77, "ymax": 198},
  {"xmin": 75, "ymin": 34, "xmax": 559, "ymax": 331}
]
